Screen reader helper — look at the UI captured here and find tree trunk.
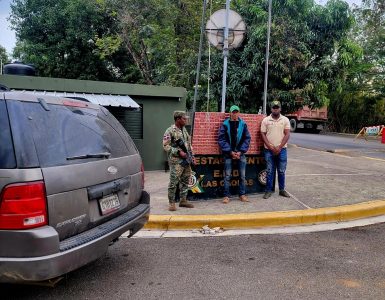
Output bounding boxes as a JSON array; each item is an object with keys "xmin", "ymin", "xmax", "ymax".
[{"xmin": 122, "ymin": 38, "xmax": 153, "ymax": 85}]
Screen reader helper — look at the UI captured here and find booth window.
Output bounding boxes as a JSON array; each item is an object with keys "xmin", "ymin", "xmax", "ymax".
[{"xmin": 108, "ymin": 105, "xmax": 143, "ymax": 139}]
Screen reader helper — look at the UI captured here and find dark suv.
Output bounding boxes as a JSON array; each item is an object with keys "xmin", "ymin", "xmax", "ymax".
[{"xmin": 0, "ymin": 92, "xmax": 150, "ymax": 283}]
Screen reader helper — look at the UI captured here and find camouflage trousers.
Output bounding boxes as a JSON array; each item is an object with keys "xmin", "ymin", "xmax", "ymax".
[{"xmin": 168, "ymin": 163, "xmax": 192, "ymax": 203}]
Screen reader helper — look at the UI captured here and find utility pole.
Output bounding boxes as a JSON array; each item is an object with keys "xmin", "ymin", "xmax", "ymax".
[
  {"xmin": 262, "ymin": 0, "xmax": 272, "ymax": 115},
  {"xmin": 192, "ymin": 0, "xmax": 208, "ymax": 114},
  {"xmin": 220, "ymin": 0, "xmax": 231, "ymax": 112}
]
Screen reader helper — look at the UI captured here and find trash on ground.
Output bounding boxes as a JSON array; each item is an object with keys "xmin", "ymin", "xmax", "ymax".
[{"xmin": 197, "ymin": 225, "xmax": 224, "ymax": 235}]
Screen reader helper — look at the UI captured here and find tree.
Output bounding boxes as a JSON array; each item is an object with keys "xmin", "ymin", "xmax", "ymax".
[
  {"xmin": 100, "ymin": 0, "xmax": 176, "ymax": 84},
  {"xmin": 0, "ymin": 45, "xmax": 10, "ymax": 67},
  {"xmin": 194, "ymin": 0, "xmax": 355, "ymax": 113},
  {"xmin": 9, "ymin": 0, "xmax": 212, "ymax": 86},
  {"xmin": 327, "ymin": 0, "xmax": 385, "ymax": 132},
  {"xmin": 10, "ymin": 0, "xmax": 124, "ymax": 80},
  {"xmin": 354, "ymin": 0, "xmax": 385, "ymax": 95},
  {"xmin": 101, "ymin": 0, "xmax": 211, "ymax": 86},
  {"xmin": 9, "ymin": 0, "xmax": 367, "ymax": 126}
]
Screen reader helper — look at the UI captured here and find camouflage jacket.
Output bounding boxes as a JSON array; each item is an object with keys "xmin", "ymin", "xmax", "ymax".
[{"xmin": 163, "ymin": 125, "xmax": 193, "ymax": 165}]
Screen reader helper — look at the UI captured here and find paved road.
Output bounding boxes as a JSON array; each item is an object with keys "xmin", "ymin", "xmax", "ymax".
[
  {"xmin": 3, "ymin": 223, "xmax": 385, "ymax": 299},
  {"xmin": 290, "ymin": 132, "xmax": 385, "ymax": 160}
]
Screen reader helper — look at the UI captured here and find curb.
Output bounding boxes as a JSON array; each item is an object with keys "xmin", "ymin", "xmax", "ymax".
[{"xmin": 144, "ymin": 200, "xmax": 385, "ymax": 230}]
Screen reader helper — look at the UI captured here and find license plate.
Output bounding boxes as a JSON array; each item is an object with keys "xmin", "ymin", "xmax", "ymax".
[{"xmin": 99, "ymin": 194, "xmax": 120, "ymax": 215}]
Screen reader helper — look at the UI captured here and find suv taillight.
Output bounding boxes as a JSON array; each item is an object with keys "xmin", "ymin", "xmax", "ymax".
[
  {"xmin": 141, "ymin": 163, "xmax": 145, "ymax": 189},
  {"xmin": 0, "ymin": 181, "xmax": 47, "ymax": 230}
]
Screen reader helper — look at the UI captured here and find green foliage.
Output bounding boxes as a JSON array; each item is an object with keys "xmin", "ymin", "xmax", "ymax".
[
  {"xmin": 327, "ymin": 0, "xmax": 385, "ymax": 132},
  {"xmin": 357, "ymin": 0, "xmax": 385, "ymax": 95},
  {"xmin": 94, "ymin": 35, "xmax": 122, "ymax": 59},
  {"xmin": 0, "ymin": 45, "xmax": 10, "ymax": 65},
  {"xmin": 100, "ymin": 0, "xmax": 210, "ymax": 86},
  {"xmin": 8, "ymin": 0, "xmax": 383, "ymax": 132},
  {"xmin": 10, "ymin": 0, "xmax": 123, "ymax": 80},
  {"xmin": 192, "ymin": 0, "xmax": 356, "ymax": 113},
  {"xmin": 9, "ymin": 0, "xmax": 222, "ymax": 87}
]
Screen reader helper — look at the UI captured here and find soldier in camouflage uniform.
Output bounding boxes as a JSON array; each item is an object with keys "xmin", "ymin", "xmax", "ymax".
[{"xmin": 163, "ymin": 111, "xmax": 195, "ymax": 211}]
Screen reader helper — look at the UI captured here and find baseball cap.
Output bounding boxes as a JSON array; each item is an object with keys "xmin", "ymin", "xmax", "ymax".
[
  {"xmin": 229, "ymin": 105, "xmax": 240, "ymax": 113},
  {"xmin": 270, "ymin": 100, "xmax": 281, "ymax": 108}
]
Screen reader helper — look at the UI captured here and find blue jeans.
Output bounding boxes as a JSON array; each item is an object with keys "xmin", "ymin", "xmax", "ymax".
[
  {"xmin": 264, "ymin": 148, "xmax": 287, "ymax": 192},
  {"xmin": 224, "ymin": 154, "xmax": 247, "ymax": 197}
]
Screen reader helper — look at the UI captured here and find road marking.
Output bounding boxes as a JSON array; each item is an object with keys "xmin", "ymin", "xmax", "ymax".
[
  {"xmin": 362, "ymin": 156, "xmax": 385, "ymax": 162},
  {"xmin": 295, "ymin": 145, "xmax": 385, "ymax": 160},
  {"xmin": 337, "ymin": 279, "xmax": 361, "ymax": 288},
  {"xmin": 287, "ymin": 192, "xmax": 311, "ymax": 209}
]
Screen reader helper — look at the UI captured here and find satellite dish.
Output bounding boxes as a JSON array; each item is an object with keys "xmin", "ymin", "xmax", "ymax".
[{"xmin": 206, "ymin": 9, "xmax": 246, "ymax": 50}]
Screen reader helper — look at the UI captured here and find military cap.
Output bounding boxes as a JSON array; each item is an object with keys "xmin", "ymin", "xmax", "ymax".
[
  {"xmin": 270, "ymin": 100, "xmax": 281, "ymax": 108},
  {"xmin": 173, "ymin": 111, "xmax": 187, "ymax": 119}
]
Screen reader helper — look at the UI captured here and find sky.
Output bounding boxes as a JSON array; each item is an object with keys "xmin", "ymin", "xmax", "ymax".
[
  {"xmin": 0, "ymin": 0, "xmax": 14, "ymax": 55},
  {"xmin": 0, "ymin": 0, "xmax": 363, "ymax": 57}
]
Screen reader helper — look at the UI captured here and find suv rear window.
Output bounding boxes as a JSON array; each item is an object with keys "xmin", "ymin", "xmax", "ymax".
[
  {"xmin": 0, "ymin": 100, "xmax": 16, "ymax": 168},
  {"xmin": 7, "ymin": 100, "xmax": 138, "ymax": 168}
]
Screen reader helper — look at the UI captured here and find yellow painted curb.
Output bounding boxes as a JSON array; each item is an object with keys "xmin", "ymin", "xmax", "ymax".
[{"xmin": 144, "ymin": 200, "xmax": 385, "ymax": 230}]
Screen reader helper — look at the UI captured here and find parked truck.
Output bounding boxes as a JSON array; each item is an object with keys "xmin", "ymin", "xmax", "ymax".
[{"xmin": 286, "ymin": 105, "xmax": 327, "ymax": 133}]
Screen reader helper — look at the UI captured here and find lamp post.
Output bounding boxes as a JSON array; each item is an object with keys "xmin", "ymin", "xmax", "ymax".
[
  {"xmin": 192, "ymin": 0, "xmax": 208, "ymax": 114},
  {"xmin": 262, "ymin": 0, "xmax": 272, "ymax": 115},
  {"xmin": 206, "ymin": 5, "xmax": 246, "ymax": 112},
  {"xmin": 220, "ymin": 0, "xmax": 231, "ymax": 112}
]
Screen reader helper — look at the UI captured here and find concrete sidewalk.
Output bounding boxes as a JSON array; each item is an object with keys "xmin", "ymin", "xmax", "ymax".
[{"xmin": 144, "ymin": 146, "xmax": 385, "ymax": 230}]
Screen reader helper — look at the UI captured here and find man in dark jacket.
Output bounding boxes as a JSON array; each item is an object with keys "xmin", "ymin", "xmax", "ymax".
[{"xmin": 218, "ymin": 105, "xmax": 251, "ymax": 203}]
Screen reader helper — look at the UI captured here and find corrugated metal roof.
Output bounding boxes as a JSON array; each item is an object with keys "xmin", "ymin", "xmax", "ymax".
[{"xmin": 15, "ymin": 90, "xmax": 140, "ymax": 108}]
